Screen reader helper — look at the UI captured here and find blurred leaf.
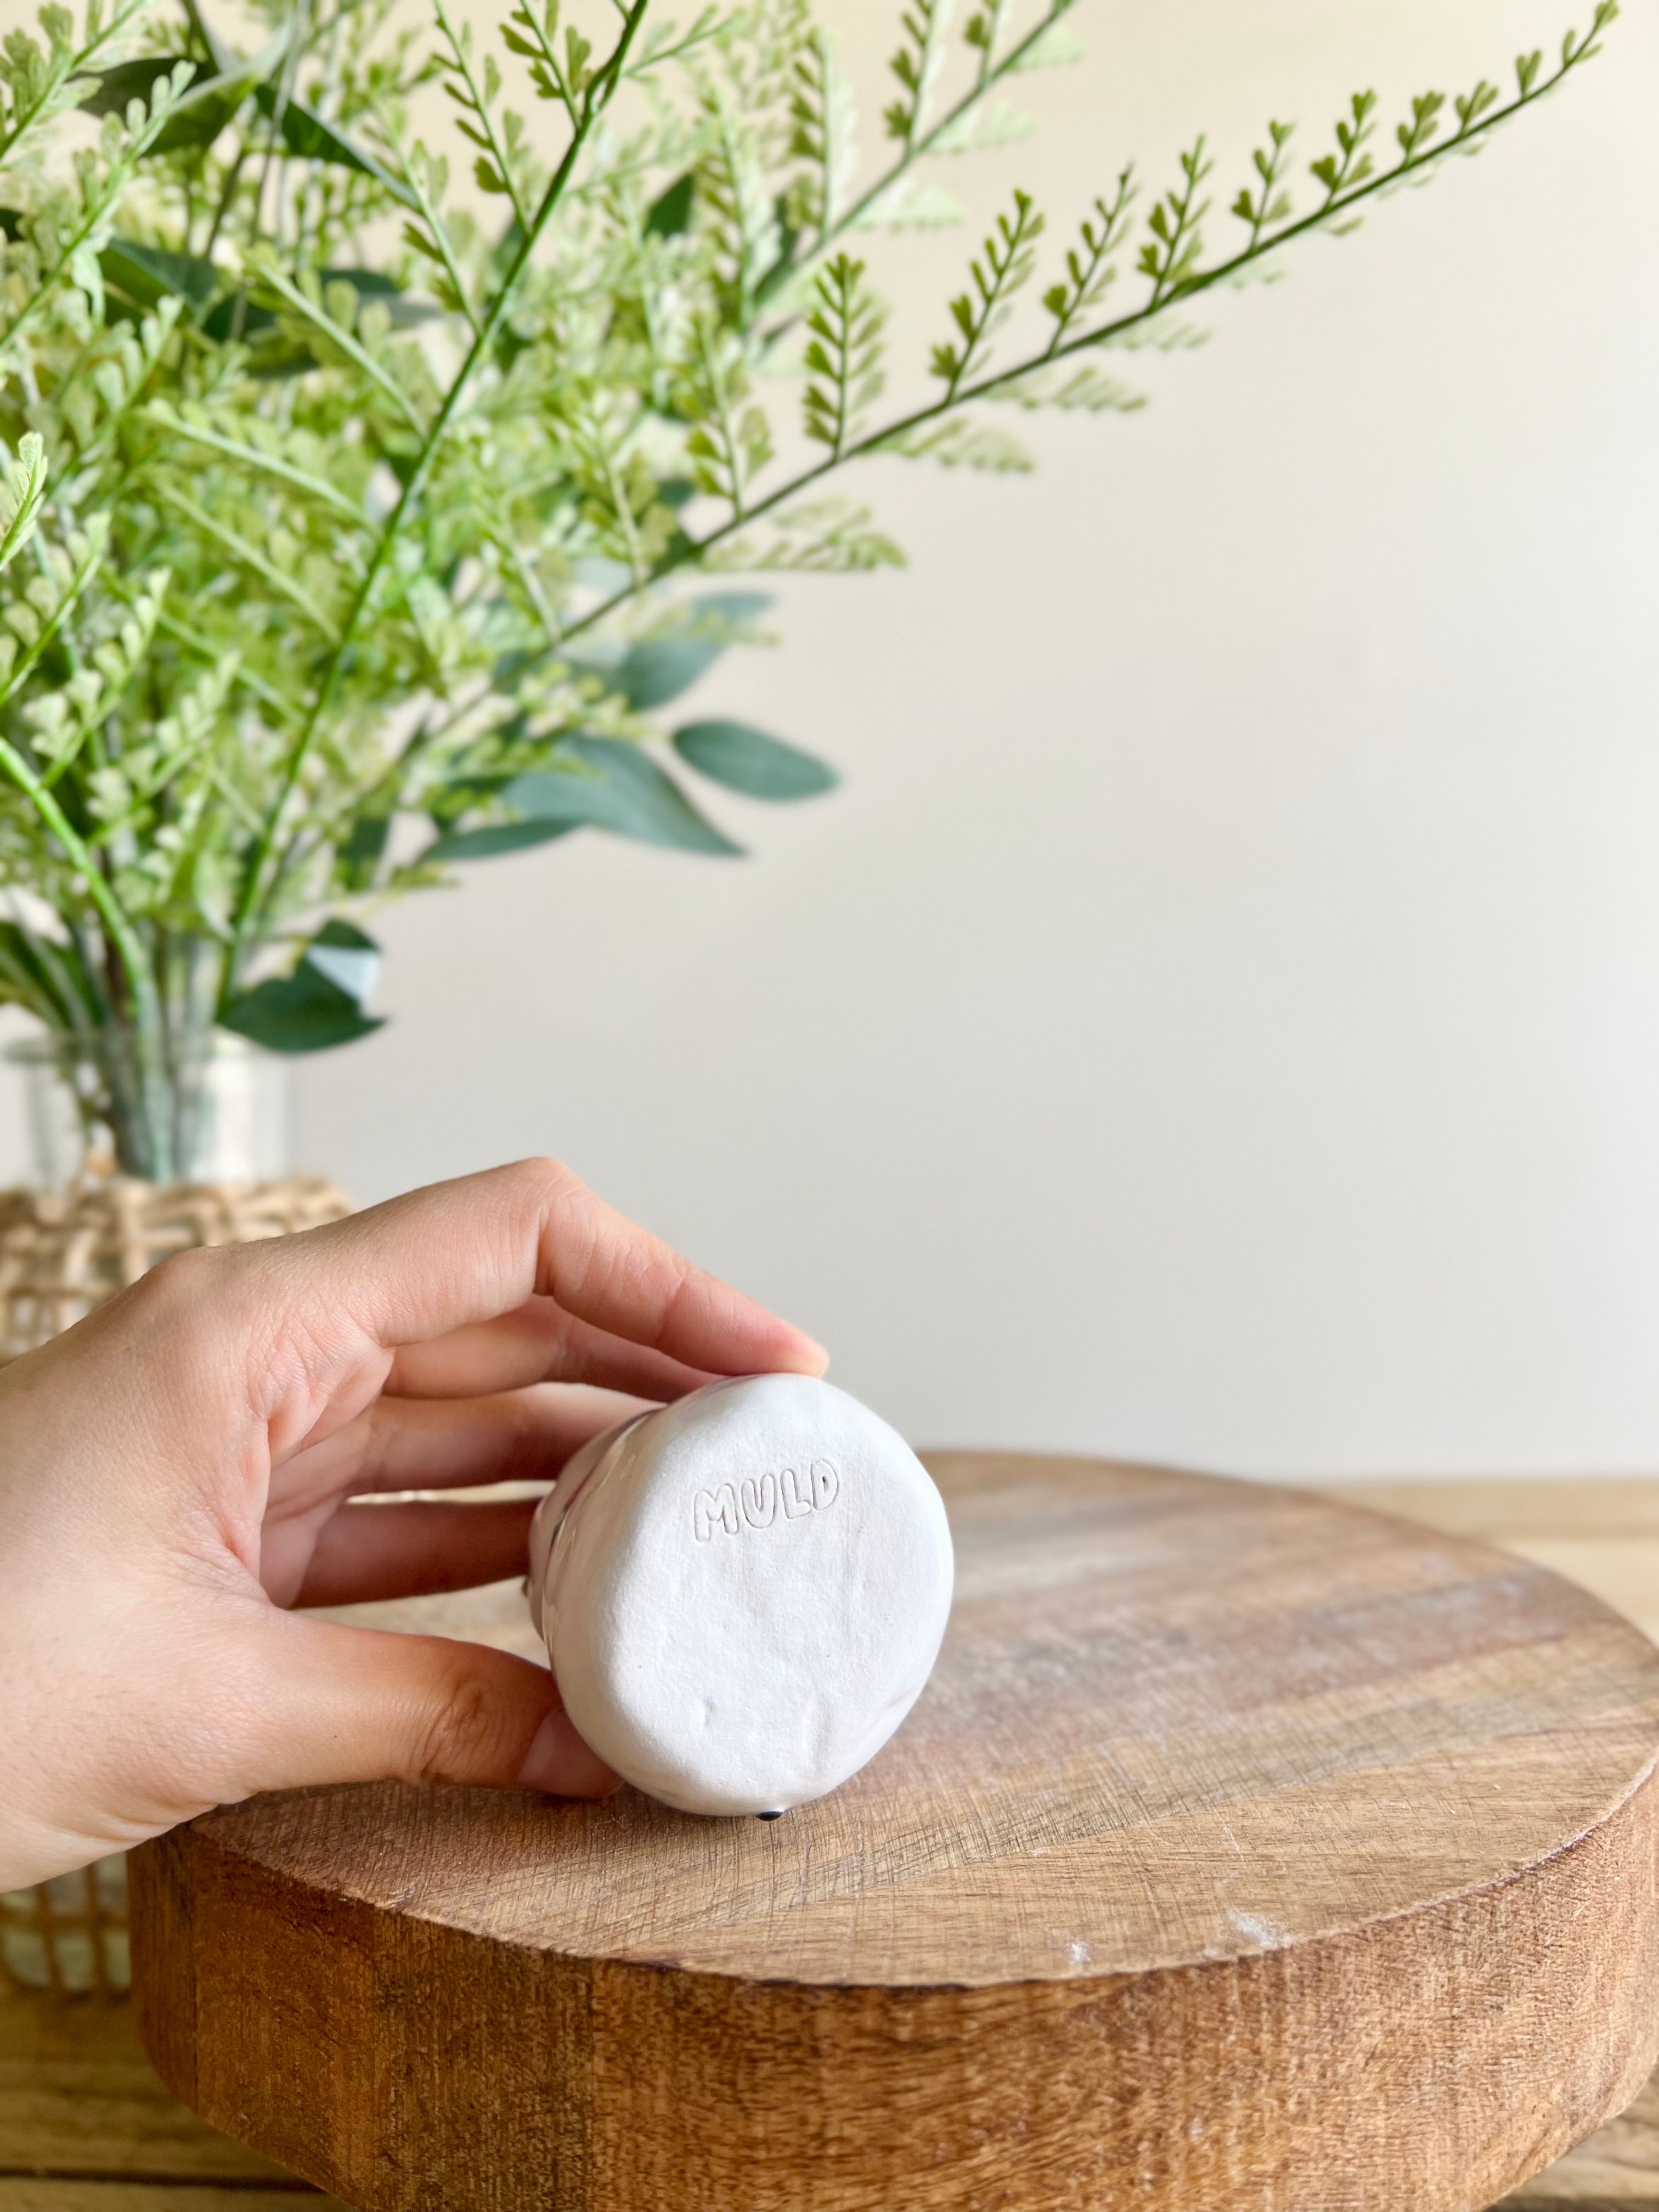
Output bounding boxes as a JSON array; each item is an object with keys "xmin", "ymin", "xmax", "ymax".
[
  {"xmin": 101, "ymin": 238, "xmax": 219, "ymax": 314},
  {"xmin": 320, "ymin": 268, "xmax": 437, "ymax": 327},
  {"xmin": 220, "ymin": 967, "xmax": 382, "ymax": 1051},
  {"xmin": 505, "ymin": 736, "xmax": 742, "ymax": 853},
  {"xmin": 849, "ymin": 178, "xmax": 962, "ymax": 229},
  {"xmin": 600, "ymin": 591, "xmax": 771, "ymax": 708},
  {"xmin": 253, "ymin": 86, "xmax": 415, "ymax": 206},
  {"xmin": 337, "ymin": 810, "xmax": 391, "ymax": 888},
  {"xmin": 219, "ymin": 921, "xmax": 383, "ymax": 1052},
  {"xmin": 673, "ymin": 720, "xmax": 838, "ymax": 799},
  {"xmin": 155, "ymin": 84, "xmax": 247, "ymax": 151},
  {"xmin": 427, "ymin": 818, "xmax": 578, "ymax": 861},
  {"xmin": 77, "ymin": 56, "xmax": 196, "ymax": 117},
  {"xmin": 646, "ymin": 172, "xmax": 695, "ymax": 236},
  {"xmin": 1008, "ymin": 18, "xmax": 1087, "ymax": 68},
  {"xmin": 304, "ymin": 917, "xmax": 380, "ymax": 1003},
  {"xmin": 0, "ymin": 924, "xmax": 103, "ymax": 1028},
  {"xmin": 609, "ymin": 634, "xmax": 720, "ymax": 709},
  {"xmin": 696, "ymin": 590, "xmax": 772, "ymax": 623},
  {"xmin": 199, "ymin": 266, "xmax": 434, "ymax": 354},
  {"xmin": 932, "ymin": 97, "xmax": 1034, "ymax": 154},
  {"xmin": 200, "ymin": 292, "xmax": 279, "ymax": 342},
  {"xmin": 79, "ymin": 54, "xmax": 259, "ymax": 152},
  {"xmin": 876, "ymin": 416, "xmax": 1034, "ymax": 469}
]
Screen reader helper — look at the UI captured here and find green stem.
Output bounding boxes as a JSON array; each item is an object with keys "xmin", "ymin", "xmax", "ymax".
[
  {"xmin": 220, "ymin": 0, "xmax": 654, "ymax": 1002},
  {"xmin": 800, "ymin": 0, "xmax": 1074, "ymax": 273},
  {"xmin": 0, "ymin": 744, "xmax": 153, "ymax": 1014},
  {"xmin": 568, "ymin": 52, "xmax": 1584, "ymax": 642},
  {"xmin": 0, "ymin": 737, "xmax": 180, "ymax": 1171},
  {"xmin": 244, "ymin": 0, "xmax": 307, "ymax": 273}
]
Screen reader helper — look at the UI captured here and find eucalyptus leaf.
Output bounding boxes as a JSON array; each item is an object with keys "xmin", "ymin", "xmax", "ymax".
[
  {"xmin": 673, "ymin": 721, "xmax": 839, "ymax": 800},
  {"xmin": 427, "ymin": 818, "xmax": 578, "ymax": 861},
  {"xmin": 646, "ymin": 172, "xmax": 695, "ymax": 236},
  {"xmin": 505, "ymin": 737, "xmax": 742, "ymax": 854},
  {"xmin": 253, "ymin": 86, "xmax": 416, "ymax": 207},
  {"xmin": 153, "ymin": 82, "xmax": 248, "ymax": 151},
  {"xmin": 219, "ymin": 964, "xmax": 383, "ymax": 1051},
  {"xmin": 101, "ymin": 237, "xmax": 219, "ymax": 314},
  {"xmin": 100, "ymin": 241, "xmax": 427, "ymax": 346},
  {"xmin": 610, "ymin": 635, "xmax": 721, "ymax": 709},
  {"xmin": 696, "ymin": 591, "xmax": 773, "ymax": 624},
  {"xmin": 305, "ymin": 917, "xmax": 380, "ymax": 1003},
  {"xmin": 338, "ymin": 811, "xmax": 392, "ymax": 887},
  {"xmin": 78, "ymin": 55, "xmax": 260, "ymax": 152},
  {"xmin": 320, "ymin": 268, "xmax": 437, "ymax": 328},
  {"xmin": 76, "ymin": 54, "xmax": 191, "ymax": 116},
  {"xmin": 219, "ymin": 920, "xmax": 383, "ymax": 1051},
  {"xmin": 200, "ymin": 292, "xmax": 279, "ymax": 342},
  {"xmin": 200, "ymin": 266, "xmax": 432, "ymax": 354},
  {"xmin": 605, "ymin": 592, "xmax": 773, "ymax": 708}
]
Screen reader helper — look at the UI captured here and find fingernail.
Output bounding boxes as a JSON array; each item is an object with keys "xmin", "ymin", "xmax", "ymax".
[{"xmin": 516, "ymin": 1707, "xmax": 622, "ymax": 1800}]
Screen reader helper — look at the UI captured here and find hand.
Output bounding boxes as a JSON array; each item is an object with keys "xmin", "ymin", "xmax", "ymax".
[{"xmin": 0, "ymin": 1159, "xmax": 826, "ymax": 1889}]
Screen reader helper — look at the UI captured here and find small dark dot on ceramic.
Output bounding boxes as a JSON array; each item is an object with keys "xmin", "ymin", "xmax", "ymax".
[{"xmin": 757, "ymin": 1810, "xmax": 785, "ymax": 1820}]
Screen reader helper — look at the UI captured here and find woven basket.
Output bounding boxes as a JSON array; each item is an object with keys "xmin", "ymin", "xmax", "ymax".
[
  {"xmin": 0, "ymin": 1173, "xmax": 352, "ymax": 1997},
  {"xmin": 0, "ymin": 1174, "xmax": 351, "ymax": 1365}
]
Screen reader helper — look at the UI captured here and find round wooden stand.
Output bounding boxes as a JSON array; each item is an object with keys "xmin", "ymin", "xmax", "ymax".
[{"xmin": 129, "ymin": 1455, "xmax": 1659, "ymax": 2212}]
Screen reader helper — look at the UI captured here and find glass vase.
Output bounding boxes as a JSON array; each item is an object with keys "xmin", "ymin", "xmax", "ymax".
[{"xmin": 5, "ymin": 1025, "xmax": 295, "ymax": 1186}]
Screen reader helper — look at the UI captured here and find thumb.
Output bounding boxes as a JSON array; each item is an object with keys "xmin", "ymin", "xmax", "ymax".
[{"xmin": 235, "ymin": 1613, "xmax": 620, "ymax": 1801}]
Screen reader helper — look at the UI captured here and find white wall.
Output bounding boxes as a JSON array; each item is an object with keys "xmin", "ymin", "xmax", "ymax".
[
  {"xmin": 16, "ymin": 0, "xmax": 1659, "ymax": 1475},
  {"xmin": 286, "ymin": 0, "xmax": 1659, "ymax": 1477}
]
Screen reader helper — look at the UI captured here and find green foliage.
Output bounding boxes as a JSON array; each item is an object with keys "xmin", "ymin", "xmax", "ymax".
[
  {"xmin": 221, "ymin": 920, "xmax": 385, "ymax": 1052},
  {"xmin": 0, "ymin": 0, "xmax": 1620, "ymax": 1170},
  {"xmin": 932, "ymin": 185, "xmax": 1043, "ymax": 392},
  {"xmin": 803, "ymin": 253, "xmax": 884, "ymax": 457},
  {"xmin": 1138, "ymin": 138, "xmax": 1209, "ymax": 302},
  {"xmin": 1040, "ymin": 171, "xmax": 1132, "ymax": 349},
  {"xmin": 674, "ymin": 718, "xmax": 838, "ymax": 797},
  {"xmin": 1231, "ymin": 124, "xmax": 1292, "ymax": 251},
  {"xmin": 431, "ymin": 736, "xmax": 742, "ymax": 855}
]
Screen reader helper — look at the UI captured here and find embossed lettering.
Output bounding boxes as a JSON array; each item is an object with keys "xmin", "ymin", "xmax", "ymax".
[
  {"xmin": 741, "ymin": 1471, "xmax": 778, "ymax": 1529},
  {"xmin": 780, "ymin": 1466, "xmax": 814, "ymax": 1519},
  {"xmin": 693, "ymin": 1483, "xmax": 741, "ymax": 1543},
  {"xmin": 692, "ymin": 1462, "xmax": 841, "ymax": 1542}
]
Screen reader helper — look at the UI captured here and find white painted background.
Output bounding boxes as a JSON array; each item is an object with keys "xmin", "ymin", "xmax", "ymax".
[{"xmin": 7, "ymin": 0, "xmax": 1656, "ymax": 1474}]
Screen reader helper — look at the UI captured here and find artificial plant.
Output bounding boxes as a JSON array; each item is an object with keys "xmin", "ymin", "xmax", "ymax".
[{"xmin": 0, "ymin": 0, "xmax": 1619, "ymax": 1172}]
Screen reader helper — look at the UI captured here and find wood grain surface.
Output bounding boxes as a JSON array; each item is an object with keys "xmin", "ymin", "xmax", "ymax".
[
  {"xmin": 0, "ymin": 1972, "xmax": 302, "ymax": 2188},
  {"xmin": 127, "ymin": 1455, "xmax": 1659, "ymax": 2212},
  {"xmin": 1329, "ymin": 1479, "xmax": 1659, "ymax": 1654},
  {"xmin": 0, "ymin": 2189, "xmax": 326, "ymax": 2212},
  {"xmin": 3, "ymin": 1968, "xmax": 1645, "ymax": 2212},
  {"xmin": 1498, "ymin": 2071, "xmax": 1659, "ymax": 2204}
]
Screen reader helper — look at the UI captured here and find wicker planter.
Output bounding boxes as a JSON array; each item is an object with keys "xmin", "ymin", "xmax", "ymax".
[
  {"xmin": 0, "ymin": 1173, "xmax": 351, "ymax": 1362},
  {"xmin": 0, "ymin": 1171, "xmax": 351, "ymax": 1997}
]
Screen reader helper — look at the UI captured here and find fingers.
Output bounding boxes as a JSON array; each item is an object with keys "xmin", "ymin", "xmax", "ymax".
[
  {"xmin": 294, "ymin": 1498, "xmax": 539, "ymax": 1606},
  {"xmin": 383, "ymin": 1302, "xmax": 716, "ymax": 1403},
  {"xmin": 280, "ymin": 1383, "xmax": 650, "ymax": 1497},
  {"xmin": 259, "ymin": 1159, "xmax": 825, "ymax": 1380},
  {"xmin": 240, "ymin": 1611, "xmax": 619, "ymax": 1801}
]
